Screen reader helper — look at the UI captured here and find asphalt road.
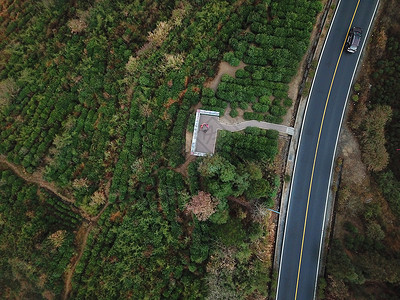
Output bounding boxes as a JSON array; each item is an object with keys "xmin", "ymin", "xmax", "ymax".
[{"xmin": 276, "ymin": 0, "xmax": 380, "ymax": 299}]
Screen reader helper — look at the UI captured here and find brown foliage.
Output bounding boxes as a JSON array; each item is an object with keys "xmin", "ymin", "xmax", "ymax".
[
  {"xmin": 90, "ymin": 190, "xmax": 106, "ymax": 206},
  {"xmin": 185, "ymin": 191, "xmax": 218, "ymax": 221},
  {"xmin": 72, "ymin": 178, "xmax": 89, "ymax": 190},
  {"xmin": 163, "ymin": 98, "xmax": 178, "ymax": 109},
  {"xmin": 139, "ymin": 103, "xmax": 152, "ymax": 117},
  {"xmin": 360, "ymin": 105, "xmax": 392, "ymax": 172},
  {"xmin": 326, "ymin": 275, "xmax": 349, "ymax": 300},
  {"xmin": 110, "ymin": 211, "xmax": 123, "ymax": 223},
  {"xmin": 0, "ymin": 78, "xmax": 19, "ymax": 110},
  {"xmin": 159, "ymin": 53, "xmax": 185, "ymax": 73},
  {"xmin": 147, "ymin": 21, "xmax": 172, "ymax": 47},
  {"xmin": 67, "ymin": 10, "xmax": 90, "ymax": 34},
  {"xmin": 67, "ymin": 19, "xmax": 87, "ymax": 34},
  {"xmin": 48, "ymin": 230, "xmax": 66, "ymax": 249},
  {"xmin": 125, "ymin": 56, "xmax": 140, "ymax": 74}
]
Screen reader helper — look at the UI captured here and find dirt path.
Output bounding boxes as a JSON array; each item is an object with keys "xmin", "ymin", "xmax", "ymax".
[
  {"xmin": 0, "ymin": 155, "xmax": 94, "ymax": 220},
  {"xmin": 204, "ymin": 61, "xmax": 247, "ymax": 91},
  {"xmin": 62, "ymin": 222, "xmax": 93, "ymax": 300},
  {"xmin": 62, "ymin": 202, "xmax": 111, "ymax": 299},
  {"xmin": 62, "ymin": 181, "xmax": 111, "ymax": 298},
  {"xmin": 174, "ymin": 154, "xmax": 196, "ymax": 177},
  {"xmin": 0, "ymin": 155, "xmax": 112, "ymax": 299},
  {"xmin": 0, "ymin": 155, "xmax": 74, "ymax": 203}
]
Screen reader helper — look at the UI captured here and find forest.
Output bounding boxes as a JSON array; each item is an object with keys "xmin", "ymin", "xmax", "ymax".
[
  {"xmin": 322, "ymin": 0, "xmax": 400, "ymax": 298},
  {"xmin": 0, "ymin": 0, "xmax": 322, "ymax": 298}
]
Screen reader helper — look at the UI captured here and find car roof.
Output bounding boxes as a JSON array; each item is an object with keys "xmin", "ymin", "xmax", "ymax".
[{"xmin": 352, "ymin": 36, "xmax": 361, "ymax": 46}]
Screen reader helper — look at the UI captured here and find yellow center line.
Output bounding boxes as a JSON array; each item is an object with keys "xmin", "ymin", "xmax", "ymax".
[{"xmin": 294, "ymin": 1, "xmax": 361, "ymax": 299}]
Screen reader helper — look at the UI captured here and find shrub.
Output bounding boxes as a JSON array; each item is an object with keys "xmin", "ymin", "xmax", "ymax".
[
  {"xmin": 221, "ymin": 74, "xmax": 235, "ymax": 82},
  {"xmin": 243, "ymin": 112, "xmax": 263, "ymax": 121},
  {"xmin": 259, "ymin": 95, "xmax": 271, "ymax": 105},
  {"xmin": 264, "ymin": 114, "xmax": 283, "ymax": 123},
  {"xmin": 230, "ymin": 108, "xmax": 238, "ymax": 118},
  {"xmin": 235, "ymin": 69, "xmax": 250, "ymax": 78},
  {"xmin": 284, "ymin": 174, "xmax": 291, "ymax": 183},
  {"xmin": 243, "ymin": 32, "xmax": 255, "ymax": 42},
  {"xmin": 359, "ymin": 105, "xmax": 392, "ymax": 172},
  {"xmin": 270, "ymin": 105, "xmax": 286, "ymax": 117},
  {"xmin": 187, "ymin": 114, "xmax": 196, "ymax": 132},
  {"xmin": 223, "ymin": 52, "xmax": 240, "ymax": 67},
  {"xmin": 376, "ymin": 171, "xmax": 400, "ymax": 218},
  {"xmin": 253, "ymin": 103, "xmax": 269, "ymax": 113},
  {"xmin": 211, "ymin": 218, "xmax": 246, "ymax": 246},
  {"xmin": 283, "ymin": 97, "xmax": 293, "ymax": 107},
  {"xmin": 252, "ymin": 70, "xmax": 263, "ymax": 80},
  {"xmin": 239, "ymin": 102, "xmax": 248, "ymax": 110},
  {"xmin": 202, "ymin": 87, "xmax": 215, "ymax": 98},
  {"xmin": 354, "ymin": 83, "xmax": 361, "ymax": 92}
]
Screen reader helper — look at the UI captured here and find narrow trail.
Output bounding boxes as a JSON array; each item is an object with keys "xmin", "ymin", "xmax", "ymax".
[
  {"xmin": 0, "ymin": 155, "xmax": 104, "ymax": 299},
  {"xmin": 0, "ymin": 155, "xmax": 93, "ymax": 220},
  {"xmin": 62, "ymin": 200, "xmax": 111, "ymax": 299},
  {"xmin": 62, "ymin": 222, "xmax": 93, "ymax": 300},
  {"xmin": 0, "ymin": 155, "xmax": 75, "ymax": 203},
  {"xmin": 174, "ymin": 154, "xmax": 196, "ymax": 177},
  {"xmin": 63, "ymin": 180, "xmax": 112, "ymax": 299}
]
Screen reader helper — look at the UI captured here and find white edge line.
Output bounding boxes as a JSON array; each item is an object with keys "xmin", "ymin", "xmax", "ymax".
[
  {"xmin": 275, "ymin": 0, "xmax": 343, "ymax": 298},
  {"xmin": 312, "ymin": 0, "xmax": 381, "ymax": 299}
]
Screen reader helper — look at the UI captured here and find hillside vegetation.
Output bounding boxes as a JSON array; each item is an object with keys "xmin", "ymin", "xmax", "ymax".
[
  {"xmin": 323, "ymin": 0, "xmax": 400, "ymax": 298},
  {"xmin": 0, "ymin": 0, "xmax": 322, "ymax": 298}
]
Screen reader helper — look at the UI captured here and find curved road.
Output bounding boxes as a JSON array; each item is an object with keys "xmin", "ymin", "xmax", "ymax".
[{"xmin": 276, "ymin": 0, "xmax": 379, "ymax": 299}]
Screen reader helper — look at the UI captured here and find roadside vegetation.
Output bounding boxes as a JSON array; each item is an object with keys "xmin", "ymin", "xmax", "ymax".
[
  {"xmin": 0, "ymin": 0, "xmax": 322, "ymax": 298},
  {"xmin": 322, "ymin": 0, "xmax": 400, "ymax": 298}
]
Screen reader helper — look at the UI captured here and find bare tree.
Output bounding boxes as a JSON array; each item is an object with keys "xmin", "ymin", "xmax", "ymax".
[{"xmin": 250, "ymin": 199, "xmax": 269, "ymax": 223}]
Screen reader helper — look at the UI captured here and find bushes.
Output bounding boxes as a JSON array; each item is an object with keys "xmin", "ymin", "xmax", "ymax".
[
  {"xmin": 327, "ymin": 239, "xmax": 365, "ymax": 284},
  {"xmin": 0, "ymin": 172, "xmax": 78, "ymax": 297},
  {"xmin": 235, "ymin": 68, "xmax": 250, "ymax": 78},
  {"xmin": 376, "ymin": 171, "xmax": 400, "ymax": 217},
  {"xmin": 211, "ymin": 218, "xmax": 246, "ymax": 246},
  {"xmin": 223, "ymin": 51, "xmax": 240, "ymax": 67},
  {"xmin": 359, "ymin": 105, "xmax": 392, "ymax": 172},
  {"xmin": 217, "ymin": 127, "xmax": 279, "ymax": 163},
  {"xmin": 215, "ymin": 0, "xmax": 321, "ymax": 124},
  {"xmin": 253, "ymin": 102, "xmax": 269, "ymax": 113},
  {"xmin": 244, "ymin": 111, "xmax": 263, "ymax": 121},
  {"xmin": 229, "ymin": 108, "xmax": 239, "ymax": 118}
]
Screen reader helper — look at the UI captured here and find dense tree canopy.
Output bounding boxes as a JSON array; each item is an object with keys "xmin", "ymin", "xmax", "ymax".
[{"xmin": 0, "ymin": 0, "xmax": 322, "ymax": 298}]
